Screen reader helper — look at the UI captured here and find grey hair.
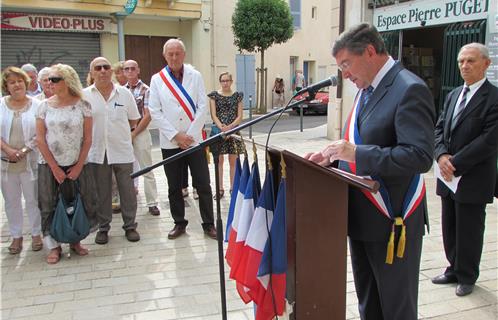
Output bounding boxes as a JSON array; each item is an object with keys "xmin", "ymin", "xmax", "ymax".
[
  {"xmin": 21, "ymin": 63, "xmax": 38, "ymax": 74},
  {"xmin": 163, "ymin": 38, "xmax": 186, "ymax": 54},
  {"xmin": 38, "ymin": 67, "xmax": 51, "ymax": 81},
  {"xmin": 332, "ymin": 23, "xmax": 387, "ymax": 57},
  {"xmin": 459, "ymin": 42, "xmax": 489, "ymax": 60}
]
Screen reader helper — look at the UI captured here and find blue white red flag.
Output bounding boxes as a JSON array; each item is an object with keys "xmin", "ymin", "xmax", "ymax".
[
  {"xmin": 226, "ymin": 155, "xmax": 250, "ymax": 266},
  {"xmin": 254, "ymin": 177, "xmax": 287, "ymax": 320},
  {"xmin": 233, "ymin": 169, "xmax": 275, "ymax": 299},
  {"xmin": 225, "ymin": 156, "xmax": 242, "ymax": 242}
]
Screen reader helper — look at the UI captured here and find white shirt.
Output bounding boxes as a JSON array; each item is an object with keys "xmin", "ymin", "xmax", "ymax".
[
  {"xmin": 83, "ymin": 84, "xmax": 140, "ymax": 164},
  {"xmin": 453, "ymin": 77, "xmax": 486, "ymax": 118},
  {"xmin": 148, "ymin": 64, "xmax": 207, "ymax": 149},
  {"xmin": 370, "ymin": 56, "xmax": 395, "ymax": 91}
]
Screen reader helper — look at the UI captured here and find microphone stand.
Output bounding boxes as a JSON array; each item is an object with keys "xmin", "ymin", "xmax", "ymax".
[{"xmin": 131, "ymin": 93, "xmax": 312, "ymax": 320}]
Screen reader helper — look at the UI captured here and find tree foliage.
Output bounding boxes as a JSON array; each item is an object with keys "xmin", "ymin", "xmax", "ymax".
[{"xmin": 232, "ymin": 0, "xmax": 294, "ymax": 53}]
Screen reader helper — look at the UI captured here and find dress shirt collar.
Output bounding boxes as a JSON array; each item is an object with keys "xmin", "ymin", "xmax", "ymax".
[{"xmin": 370, "ymin": 56, "xmax": 395, "ymax": 91}]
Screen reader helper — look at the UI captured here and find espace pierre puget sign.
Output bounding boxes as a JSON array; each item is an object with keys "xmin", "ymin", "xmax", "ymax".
[{"xmin": 374, "ymin": 0, "xmax": 489, "ymax": 31}]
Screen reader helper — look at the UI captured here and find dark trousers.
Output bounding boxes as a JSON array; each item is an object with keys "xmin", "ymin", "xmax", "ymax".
[
  {"xmin": 349, "ymin": 235, "xmax": 422, "ymax": 320},
  {"xmin": 162, "ymin": 148, "xmax": 214, "ymax": 229},
  {"xmin": 441, "ymin": 196, "xmax": 486, "ymax": 284}
]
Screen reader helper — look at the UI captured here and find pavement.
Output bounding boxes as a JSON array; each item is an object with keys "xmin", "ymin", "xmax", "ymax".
[{"xmin": 1, "ymin": 124, "xmax": 497, "ymax": 320}]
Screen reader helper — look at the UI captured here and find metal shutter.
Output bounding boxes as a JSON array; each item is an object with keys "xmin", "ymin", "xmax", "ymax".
[{"xmin": 1, "ymin": 30, "xmax": 100, "ymax": 85}]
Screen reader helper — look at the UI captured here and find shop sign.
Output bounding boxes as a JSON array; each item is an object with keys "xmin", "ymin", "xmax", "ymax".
[
  {"xmin": 374, "ymin": 0, "xmax": 489, "ymax": 31},
  {"xmin": 1, "ymin": 12, "xmax": 116, "ymax": 33}
]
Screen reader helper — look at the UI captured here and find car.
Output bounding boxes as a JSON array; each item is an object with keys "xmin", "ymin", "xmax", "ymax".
[{"xmin": 291, "ymin": 88, "xmax": 329, "ymax": 115}]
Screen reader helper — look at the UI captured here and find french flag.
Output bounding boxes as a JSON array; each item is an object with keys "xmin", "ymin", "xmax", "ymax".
[
  {"xmin": 225, "ymin": 157, "xmax": 242, "ymax": 242},
  {"xmin": 225, "ymin": 156, "xmax": 250, "ymax": 266},
  {"xmin": 254, "ymin": 177, "xmax": 287, "ymax": 320},
  {"xmin": 229, "ymin": 161, "xmax": 261, "ymax": 284},
  {"xmin": 235, "ymin": 169, "xmax": 275, "ymax": 300}
]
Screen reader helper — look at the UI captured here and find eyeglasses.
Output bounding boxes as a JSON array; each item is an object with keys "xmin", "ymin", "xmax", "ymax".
[
  {"xmin": 338, "ymin": 61, "xmax": 352, "ymax": 72},
  {"xmin": 94, "ymin": 64, "xmax": 111, "ymax": 71},
  {"xmin": 124, "ymin": 66, "xmax": 136, "ymax": 71},
  {"xmin": 48, "ymin": 77, "xmax": 64, "ymax": 83},
  {"xmin": 220, "ymin": 79, "xmax": 232, "ymax": 83}
]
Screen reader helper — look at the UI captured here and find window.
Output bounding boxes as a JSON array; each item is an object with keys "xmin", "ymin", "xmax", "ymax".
[
  {"xmin": 290, "ymin": 0, "xmax": 301, "ymax": 29},
  {"xmin": 312, "ymin": 6, "xmax": 317, "ymax": 20}
]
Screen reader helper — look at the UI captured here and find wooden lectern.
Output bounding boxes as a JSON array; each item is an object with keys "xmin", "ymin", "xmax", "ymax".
[{"xmin": 267, "ymin": 147, "xmax": 378, "ymax": 320}]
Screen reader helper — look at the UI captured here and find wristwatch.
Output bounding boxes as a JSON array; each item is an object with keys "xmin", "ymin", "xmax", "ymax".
[{"xmin": 21, "ymin": 146, "xmax": 29, "ymax": 153}]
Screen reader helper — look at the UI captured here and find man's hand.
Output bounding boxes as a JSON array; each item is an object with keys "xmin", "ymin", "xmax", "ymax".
[
  {"xmin": 174, "ymin": 132, "xmax": 194, "ymax": 150},
  {"xmin": 437, "ymin": 154, "xmax": 456, "ymax": 182},
  {"xmin": 321, "ymin": 139, "xmax": 356, "ymax": 163},
  {"xmin": 304, "ymin": 152, "xmax": 331, "ymax": 167}
]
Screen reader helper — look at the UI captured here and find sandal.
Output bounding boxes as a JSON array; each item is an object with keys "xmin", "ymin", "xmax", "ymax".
[
  {"xmin": 213, "ymin": 189, "xmax": 225, "ymax": 200},
  {"xmin": 70, "ymin": 242, "xmax": 89, "ymax": 256},
  {"xmin": 31, "ymin": 235, "xmax": 43, "ymax": 251},
  {"xmin": 8, "ymin": 237, "xmax": 23, "ymax": 255},
  {"xmin": 46, "ymin": 247, "xmax": 62, "ymax": 264}
]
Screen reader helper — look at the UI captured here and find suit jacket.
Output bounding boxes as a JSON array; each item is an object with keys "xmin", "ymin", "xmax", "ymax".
[
  {"xmin": 435, "ymin": 80, "xmax": 498, "ymax": 204},
  {"xmin": 340, "ymin": 62, "xmax": 435, "ymax": 242}
]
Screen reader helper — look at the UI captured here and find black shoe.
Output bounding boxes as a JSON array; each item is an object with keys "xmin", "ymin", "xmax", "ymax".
[
  {"xmin": 125, "ymin": 229, "xmax": 140, "ymax": 242},
  {"xmin": 168, "ymin": 225, "xmax": 186, "ymax": 239},
  {"xmin": 204, "ymin": 226, "xmax": 217, "ymax": 240},
  {"xmin": 456, "ymin": 284, "xmax": 474, "ymax": 296},
  {"xmin": 95, "ymin": 231, "xmax": 108, "ymax": 245},
  {"xmin": 432, "ymin": 274, "xmax": 457, "ymax": 285},
  {"xmin": 148, "ymin": 206, "xmax": 160, "ymax": 216}
]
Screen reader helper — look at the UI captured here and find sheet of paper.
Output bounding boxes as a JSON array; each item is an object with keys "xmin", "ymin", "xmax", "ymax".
[{"xmin": 434, "ymin": 160, "xmax": 461, "ymax": 193}]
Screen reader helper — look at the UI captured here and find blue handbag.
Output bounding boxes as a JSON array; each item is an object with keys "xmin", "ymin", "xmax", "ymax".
[
  {"xmin": 210, "ymin": 124, "xmax": 222, "ymax": 137},
  {"xmin": 50, "ymin": 181, "xmax": 90, "ymax": 244}
]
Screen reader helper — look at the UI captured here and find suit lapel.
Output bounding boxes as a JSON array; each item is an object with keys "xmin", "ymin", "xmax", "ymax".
[
  {"xmin": 451, "ymin": 81, "xmax": 490, "ymax": 131},
  {"xmin": 358, "ymin": 62, "xmax": 402, "ymax": 126},
  {"xmin": 444, "ymin": 87, "xmax": 460, "ymax": 136}
]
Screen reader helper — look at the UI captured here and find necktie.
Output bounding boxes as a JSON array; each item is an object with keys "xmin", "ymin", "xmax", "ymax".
[
  {"xmin": 451, "ymin": 86, "xmax": 470, "ymax": 129},
  {"xmin": 359, "ymin": 85, "xmax": 374, "ymax": 111}
]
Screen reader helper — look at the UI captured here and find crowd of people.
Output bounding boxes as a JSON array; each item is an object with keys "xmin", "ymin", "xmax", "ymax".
[
  {"xmin": 1, "ymin": 25, "xmax": 497, "ymax": 319},
  {"xmin": 1, "ymin": 38, "xmax": 245, "ymax": 263}
]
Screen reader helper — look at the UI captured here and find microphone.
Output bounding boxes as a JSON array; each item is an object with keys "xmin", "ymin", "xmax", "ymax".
[{"xmin": 296, "ymin": 75, "xmax": 338, "ymax": 95}]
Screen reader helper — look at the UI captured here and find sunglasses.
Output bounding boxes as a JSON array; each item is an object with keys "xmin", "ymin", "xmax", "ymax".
[
  {"xmin": 94, "ymin": 64, "xmax": 111, "ymax": 71},
  {"xmin": 48, "ymin": 77, "xmax": 64, "ymax": 83},
  {"xmin": 124, "ymin": 66, "xmax": 136, "ymax": 71}
]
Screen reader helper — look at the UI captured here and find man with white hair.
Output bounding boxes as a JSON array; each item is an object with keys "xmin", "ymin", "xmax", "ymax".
[
  {"xmin": 83, "ymin": 56, "xmax": 141, "ymax": 244},
  {"xmin": 148, "ymin": 39, "xmax": 216, "ymax": 240},
  {"xmin": 34, "ymin": 67, "xmax": 53, "ymax": 100},
  {"xmin": 432, "ymin": 42, "xmax": 498, "ymax": 296},
  {"xmin": 21, "ymin": 63, "xmax": 42, "ymax": 96}
]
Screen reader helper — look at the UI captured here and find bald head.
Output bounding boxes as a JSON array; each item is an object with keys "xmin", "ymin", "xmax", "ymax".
[
  {"xmin": 90, "ymin": 57, "xmax": 111, "ymax": 70},
  {"xmin": 123, "ymin": 60, "xmax": 140, "ymax": 84},
  {"xmin": 90, "ymin": 56, "xmax": 113, "ymax": 87}
]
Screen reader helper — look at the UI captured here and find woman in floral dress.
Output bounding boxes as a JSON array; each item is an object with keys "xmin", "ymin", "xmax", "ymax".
[
  {"xmin": 208, "ymin": 72, "xmax": 244, "ymax": 199},
  {"xmin": 36, "ymin": 64, "xmax": 97, "ymax": 264}
]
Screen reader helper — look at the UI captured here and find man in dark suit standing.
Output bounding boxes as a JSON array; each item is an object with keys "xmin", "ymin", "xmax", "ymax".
[
  {"xmin": 432, "ymin": 43, "xmax": 498, "ymax": 297},
  {"xmin": 305, "ymin": 23, "xmax": 435, "ymax": 320}
]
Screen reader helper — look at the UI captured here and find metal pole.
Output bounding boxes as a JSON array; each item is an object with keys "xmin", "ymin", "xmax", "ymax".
[
  {"xmin": 299, "ymin": 105, "xmax": 304, "ymax": 132},
  {"xmin": 249, "ymin": 95, "xmax": 253, "ymax": 138},
  {"xmin": 114, "ymin": 12, "xmax": 126, "ymax": 61}
]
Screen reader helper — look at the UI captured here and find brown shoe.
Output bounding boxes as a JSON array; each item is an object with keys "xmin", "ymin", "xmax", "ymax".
[
  {"xmin": 204, "ymin": 226, "xmax": 217, "ymax": 240},
  {"xmin": 31, "ymin": 235, "xmax": 43, "ymax": 251},
  {"xmin": 125, "ymin": 229, "xmax": 140, "ymax": 242},
  {"xmin": 168, "ymin": 225, "xmax": 186, "ymax": 239},
  {"xmin": 8, "ymin": 237, "xmax": 23, "ymax": 254},
  {"xmin": 95, "ymin": 231, "xmax": 108, "ymax": 244},
  {"xmin": 148, "ymin": 206, "xmax": 160, "ymax": 216}
]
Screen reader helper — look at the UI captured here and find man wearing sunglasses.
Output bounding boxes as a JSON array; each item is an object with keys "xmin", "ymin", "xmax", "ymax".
[
  {"xmin": 123, "ymin": 59, "xmax": 160, "ymax": 217},
  {"xmin": 148, "ymin": 38, "xmax": 216, "ymax": 240},
  {"xmin": 83, "ymin": 57, "xmax": 142, "ymax": 245}
]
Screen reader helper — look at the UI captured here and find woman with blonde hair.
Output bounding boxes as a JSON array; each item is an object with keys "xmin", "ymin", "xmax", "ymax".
[
  {"xmin": 0, "ymin": 66, "xmax": 43, "ymax": 254},
  {"xmin": 36, "ymin": 63, "xmax": 97, "ymax": 264},
  {"xmin": 208, "ymin": 72, "xmax": 244, "ymax": 198}
]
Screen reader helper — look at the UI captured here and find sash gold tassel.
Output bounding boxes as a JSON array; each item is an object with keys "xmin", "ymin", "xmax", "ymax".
[{"xmin": 386, "ymin": 217, "xmax": 405, "ymax": 264}]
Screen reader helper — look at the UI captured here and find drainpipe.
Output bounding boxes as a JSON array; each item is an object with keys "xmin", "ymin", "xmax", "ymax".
[
  {"xmin": 113, "ymin": 12, "xmax": 127, "ymax": 61},
  {"xmin": 332, "ymin": 0, "xmax": 346, "ymax": 140}
]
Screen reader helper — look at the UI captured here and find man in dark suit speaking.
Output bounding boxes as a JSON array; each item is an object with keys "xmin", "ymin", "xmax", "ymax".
[
  {"xmin": 305, "ymin": 24, "xmax": 435, "ymax": 320},
  {"xmin": 432, "ymin": 43, "xmax": 498, "ymax": 297}
]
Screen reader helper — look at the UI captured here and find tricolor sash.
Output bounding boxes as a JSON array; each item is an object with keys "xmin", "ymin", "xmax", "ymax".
[
  {"xmin": 159, "ymin": 66, "xmax": 197, "ymax": 121},
  {"xmin": 343, "ymin": 89, "xmax": 426, "ymax": 264}
]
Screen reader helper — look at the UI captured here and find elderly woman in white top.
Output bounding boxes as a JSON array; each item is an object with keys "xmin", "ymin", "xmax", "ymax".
[
  {"xmin": 34, "ymin": 67, "xmax": 53, "ymax": 100},
  {"xmin": 0, "ymin": 66, "xmax": 43, "ymax": 254},
  {"xmin": 36, "ymin": 63, "xmax": 97, "ymax": 264}
]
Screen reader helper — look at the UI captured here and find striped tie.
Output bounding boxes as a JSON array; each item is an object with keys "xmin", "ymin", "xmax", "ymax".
[{"xmin": 451, "ymin": 86, "xmax": 470, "ymax": 130}]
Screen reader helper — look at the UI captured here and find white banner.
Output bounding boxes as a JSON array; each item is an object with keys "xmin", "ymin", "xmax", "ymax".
[
  {"xmin": 374, "ymin": 0, "xmax": 489, "ymax": 32},
  {"xmin": 1, "ymin": 12, "xmax": 116, "ymax": 33}
]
